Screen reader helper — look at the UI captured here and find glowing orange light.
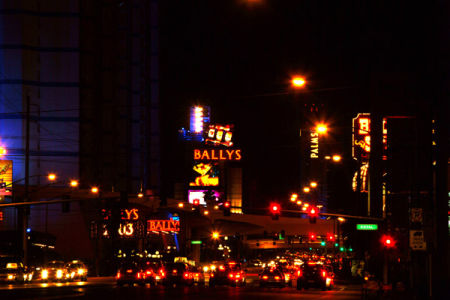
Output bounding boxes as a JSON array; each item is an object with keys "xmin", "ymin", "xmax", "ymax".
[
  {"xmin": 204, "ymin": 210, "xmax": 209, "ymax": 216},
  {"xmin": 296, "ymin": 200, "xmax": 302, "ymax": 205},
  {"xmin": 48, "ymin": 173, "xmax": 57, "ymax": 181},
  {"xmin": 137, "ymin": 193, "xmax": 144, "ymax": 198},
  {"xmin": 212, "ymin": 231, "xmax": 220, "ymax": 239},
  {"xmin": 316, "ymin": 123, "xmax": 328, "ymax": 134},
  {"xmin": 291, "ymin": 76, "xmax": 306, "ymax": 88},
  {"xmin": 290, "ymin": 193, "xmax": 298, "ymax": 202},
  {"xmin": 303, "ymin": 187, "xmax": 311, "ymax": 193},
  {"xmin": 178, "ymin": 202, "xmax": 184, "ymax": 208},
  {"xmin": 310, "ymin": 182, "xmax": 318, "ymax": 188},
  {"xmin": 70, "ymin": 180, "xmax": 78, "ymax": 187},
  {"xmin": 91, "ymin": 187, "xmax": 99, "ymax": 194},
  {"xmin": 0, "ymin": 147, "xmax": 6, "ymax": 156},
  {"xmin": 332, "ymin": 155, "xmax": 342, "ymax": 162}
]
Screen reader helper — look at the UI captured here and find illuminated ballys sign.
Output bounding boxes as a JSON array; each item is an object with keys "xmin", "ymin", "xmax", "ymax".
[
  {"xmin": 189, "ymin": 163, "xmax": 219, "ymax": 187},
  {"xmin": 147, "ymin": 220, "xmax": 180, "ymax": 232},
  {"xmin": 205, "ymin": 124, "xmax": 233, "ymax": 147},
  {"xmin": 193, "ymin": 149, "xmax": 241, "ymax": 161},
  {"xmin": 352, "ymin": 113, "xmax": 387, "ymax": 160}
]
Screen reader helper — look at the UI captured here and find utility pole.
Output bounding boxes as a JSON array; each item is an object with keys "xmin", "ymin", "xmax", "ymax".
[{"xmin": 20, "ymin": 94, "xmax": 30, "ymax": 265}]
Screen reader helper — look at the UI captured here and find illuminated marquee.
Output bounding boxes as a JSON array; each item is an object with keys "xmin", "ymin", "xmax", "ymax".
[
  {"xmin": 193, "ymin": 149, "xmax": 241, "ymax": 161},
  {"xmin": 190, "ymin": 106, "xmax": 210, "ymax": 134},
  {"xmin": 352, "ymin": 113, "xmax": 387, "ymax": 160},
  {"xmin": 147, "ymin": 220, "xmax": 180, "ymax": 232},
  {"xmin": 101, "ymin": 208, "xmax": 140, "ymax": 221},
  {"xmin": 205, "ymin": 124, "xmax": 233, "ymax": 147},
  {"xmin": 189, "ymin": 163, "xmax": 219, "ymax": 187},
  {"xmin": 0, "ymin": 160, "xmax": 13, "ymax": 197}
]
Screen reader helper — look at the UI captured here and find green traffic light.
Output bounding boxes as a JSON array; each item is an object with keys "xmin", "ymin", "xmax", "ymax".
[
  {"xmin": 334, "ymin": 243, "xmax": 338, "ymax": 247},
  {"xmin": 349, "ymin": 248, "xmax": 353, "ymax": 252},
  {"xmin": 339, "ymin": 247, "xmax": 344, "ymax": 252},
  {"xmin": 320, "ymin": 241, "xmax": 326, "ymax": 246},
  {"xmin": 309, "ymin": 247, "xmax": 312, "ymax": 251}
]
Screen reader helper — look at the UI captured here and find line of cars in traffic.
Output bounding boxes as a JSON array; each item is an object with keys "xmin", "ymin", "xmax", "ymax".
[
  {"xmin": 0, "ymin": 256, "xmax": 88, "ymax": 284},
  {"xmin": 115, "ymin": 256, "xmax": 335, "ymax": 291}
]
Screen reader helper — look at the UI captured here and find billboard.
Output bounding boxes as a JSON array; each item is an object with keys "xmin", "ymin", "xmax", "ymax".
[
  {"xmin": 205, "ymin": 124, "xmax": 234, "ymax": 147},
  {"xmin": 0, "ymin": 160, "xmax": 12, "ymax": 196},
  {"xmin": 352, "ymin": 113, "xmax": 387, "ymax": 161},
  {"xmin": 188, "ymin": 190, "xmax": 221, "ymax": 206},
  {"xmin": 189, "ymin": 162, "xmax": 219, "ymax": 187}
]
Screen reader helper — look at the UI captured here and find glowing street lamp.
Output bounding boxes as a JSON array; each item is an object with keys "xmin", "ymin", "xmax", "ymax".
[
  {"xmin": 91, "ymin": 187, "xmax": 99, "ymax": 194},
  {"xmin": 291, "ymin": 76, "xmax": 306, "ymax": 88},
  {"xmin": 310, "ymin": 181, "xmax": 318, "ymax": 188},
  {"xmin": 303, "ymin": 187, "xmax": 311, "ymax": 193},
  {"xmin": 212, "ymin": 231, "xmax": 220, "ymax": 240},
  {"xmin": 332, "ymin": 155, "xmax": 342, "ymax": 162},
  {"xmin": 296, "ymin": 200, "xmax": 302, "ymax": 206},
  {"xmin": 47, "ymin": 173, "xmax": 57, "ymax": 181},
  {"xmin": 178, "ymin": 202, "xmax": 184, "ymax": 208},
  {"xmin": 315, "ymin": 123, "xmax": 328, "ymax": 135},
  {"xmin": 70, "ymin": 180, "xmax": 79, "ymax": 187},
  {"xmin": 290, "ymin": 193, "xmax": 298, "ymax": 202},
  {"xmin": 137, "ymin": 192, "xmax": 144, "ymax": 198}
]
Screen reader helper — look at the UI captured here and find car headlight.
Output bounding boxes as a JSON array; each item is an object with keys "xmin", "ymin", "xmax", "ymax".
[
  {"xmin": 42, "ymin": 269, "xmax": 49, "ymax": 279},
  {"xmin": 7, "ymin": 274, "xmax": 14, "ymax": 280},
  {"xmin": 56, "ymin": 269, "xmax": 63, "ymax": 279},
  {"xmin": 77, "ymin": 268, "xmax": 85, "ymax": 275}
]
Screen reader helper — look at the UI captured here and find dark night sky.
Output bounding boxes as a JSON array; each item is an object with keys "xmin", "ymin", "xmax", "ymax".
[{"xmin": 158, "ymin": 0, "xmax": 439, "ymax": 208}]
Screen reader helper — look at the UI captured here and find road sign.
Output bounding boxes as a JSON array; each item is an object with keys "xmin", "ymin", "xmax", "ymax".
[
  {"xmin": 410, "ymin": 208, "xmax": 423, "ymax": 223},
  {"xmin": 356, "ymin": 224, "xmax": 378, "ymax": 230},
  {"xmin": 410, "ymin": 230, "xmax": 426, "ymax": 251}
]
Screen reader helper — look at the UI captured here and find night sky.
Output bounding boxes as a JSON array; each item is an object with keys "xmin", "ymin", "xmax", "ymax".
[{"xmin": 158, "ymin": 0, "xmax": 440, "ymax": 208}]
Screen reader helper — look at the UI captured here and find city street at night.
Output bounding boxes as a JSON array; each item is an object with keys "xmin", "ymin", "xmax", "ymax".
[{"xmin": 0, "ymin": 0, "xmax": 448, "ymax": 299}]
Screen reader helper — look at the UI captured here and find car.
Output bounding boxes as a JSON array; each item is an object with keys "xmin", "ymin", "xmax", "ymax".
[
  {"xmin": 38, "ymin": 261, "xmax": 70, "ymax": 282},
  {"xmin": 296, "ymin": 261, "xmax": 334, "ymax": 290},
  {"xmin": 0, "ymin": 256, "xmax": 30, "ymax": 284},
  {"xmin": 116, "ymin": 261, "xmax": 145, "ymax": 287},
  {"xmin": 190, "ymin": 266, "xmax": 205, "ymax": 286},
  {"xmin": 66, "ymin": 260, "xmax": 88, "ymax": 282},
  {"xmin": 259, "ymin": 267, "xmax": 286, "ymax": 288},
  {"xmin": 140, "ymin": 260, "xmax": 163, "ymax": 285},
  {"xmin": 161, "ymin": 262, "xmax": 194, "ymax": 286},
  {"xmin": 209, "ymin": 262, "xmax": 246, "ymax": 287}
]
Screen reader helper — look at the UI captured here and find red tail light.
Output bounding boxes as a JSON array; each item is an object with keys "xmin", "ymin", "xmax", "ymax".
[
  {"xmin": 137, "ymin": 272, "xmax": 141, "ymax": 279},
  {"xmin": 275, "ymin": 276, "xmax": 280, "ymax": 280},
  {"xmin": 183, "ymin": 272, "xmax": 190, "ymax": 279},
  {"xmin": 321, "ymin": 271, "xmax": 327, "ymax": 278},
  {"xmin": 235, "ymin": 274, "xmax": 241, "ymax": 279},
  {"xmin": 116, "ymin": 272, "xmax": 121, "ymax": 279},
  {"xmin": 297, "ymin": 270, "xmax": 302, "ymax": 277},
  {"xmin": 219, "ymin": 265, "xmax": 225, "ymax": 271},
  {"xmin": 146, "ymin": 270, "xmax": 152, "ymax": 275},
  {"xmin": 229, "ymin": 273, "xmax": 234, "ymax": 279},
  {"xmin": 262, "ymin": 275, "xmax": 268, "ymax": 280}
]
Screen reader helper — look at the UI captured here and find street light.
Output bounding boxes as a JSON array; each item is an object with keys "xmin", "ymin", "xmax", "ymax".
[
  {"xmin": 70, "ymin": 180, "xmax": 79, "ymax": 187},
  {"xmin": 137, "ymin": 192, "xmax": 144, "ymax": 198},
  {"xmin": 290, "ymin": 193, "xmax": 298, "ymax": 202},
  {"xmin": 91, "ymin": 187, "xmax": 99, "ymax": 194},
  {"xmin": 303, "ymin": 187, "xmax": 311, "ymax": 193},
  {"xmin": 315, "ymin": 123, "xmax": 328, "ymax": 135},
  {"xmin": 212, "ymin": 231, "xmax": 220, "ymax": 240},
  {"xmin": 310, "ymin": 181, "xmax": 318, "ymax": 188},
  {"xmin": 291, "ymin": 76, "xmax": 306, "ymax": 88},
  {"xmin": 178, "ymin": 202, "xmax": 184, "ymax": 208},
  {"xmin": 47, "ymin": 173, "xmax": 57, "ymax": 181},
  {"xmin": 332, "ymin": 155, "xmax": 342, "ymax": 162}
]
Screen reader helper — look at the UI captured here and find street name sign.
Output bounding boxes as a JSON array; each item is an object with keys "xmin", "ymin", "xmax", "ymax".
[{"xmin": 356, "ymin": 224, "xmax": 378, "ymax": 231}]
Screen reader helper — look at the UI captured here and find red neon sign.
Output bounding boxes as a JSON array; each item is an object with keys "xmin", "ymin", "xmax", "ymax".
[
  {"xmin": 147, "ymin": 220, "xmax": 180, "ymax": 232},
  {"xmin": 193, "ymin": 149, "xmax": 241, "ymax": 161}
]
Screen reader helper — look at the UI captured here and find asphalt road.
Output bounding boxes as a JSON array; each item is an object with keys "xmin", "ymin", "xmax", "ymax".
[{"xmin": 0, "ymin": 277, "xmax": 363, "ymax": 299}]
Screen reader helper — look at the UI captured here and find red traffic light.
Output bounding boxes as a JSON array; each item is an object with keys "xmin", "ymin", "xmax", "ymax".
[
  {"xmin": 381, "ymin": 234, "xmax": 395, "ymax": 248},
  {"xmin": 224, "ymin": 201, "xmax": 231, "ymax": 208},
  {"xmin": 309, "ymin": 233, "xmax": 316, "ymax": 240},
  {"xmin": 270, "ymin": 203, "xmax": 280, "ymax": 214},
  {"xmin": 308, "ymin": 206, "xmax": 319, "ymax": 216},
  {"xmin": 193, "ymin": 199, "xmax": 200, "ymax": 206},
  {"xmin": 327, "ymin": 234, "xmax": 335, "ymax": 241}
]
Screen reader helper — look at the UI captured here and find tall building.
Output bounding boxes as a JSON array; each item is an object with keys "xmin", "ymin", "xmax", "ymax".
[{"xmin": 0, "ymin": 0, "xmax": 160, "ymax": 264}]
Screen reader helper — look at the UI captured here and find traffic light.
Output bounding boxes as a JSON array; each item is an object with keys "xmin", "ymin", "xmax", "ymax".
[
  {"xmin": 320, "ymin": 240, "xmax": 326, "ymax": 246},
  {"xmin": 270, "ymin": 203, "xmax": 281, "ymax": 220},
  {"xmin": 223, "ymin": 201, "xmax": 231, "ymax": 216},
  {"xmin": 279, "ymin": 230, "xmax": 285, "ymax": 240},
  {"xmin": 327, "ymin": 233, "xmax": 335, "ymax": 242},
  {"xmin": 309, "ymin": 233, "xmax": 316, "ymax": 241},
  {"xmin": 381, "ymin": 234, "xmax": 396, "ymax": 248},
  {"xmin": 308, "ymin": 206, "xmax": 318, "ymax": 223},
  {"xmin": 193, "ymin": 199, "xmax": 200, "ymax": 214}
]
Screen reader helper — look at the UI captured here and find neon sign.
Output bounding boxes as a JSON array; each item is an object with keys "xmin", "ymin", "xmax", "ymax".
[
  {"xmin": 102, "ymin": 208, "xmax": 140, "ymax": 221},
  {"xmin": 193, "ymin": 149, "xmax": 241, "ymax": 161},
  {"xmin": 118, "ymin": 223, "xmax": 134, "ymax": 236},
  {"xmin": 190, "ymin": 106, "xmax": 210, "ymax": 134},
  {"xmin": 310, "ymin": 131, "xmax": 319, "ymax": 159},
  {"xmin": 0, "ymin": 160, "xmax": 13, "ymax": 196},
  {"xmin": 352, "ymin": 113, "xmax": 387, "ymax": 160},
  {"xmin": 147, "ymin": 220, "xmax": 180, "ymax": 232},
  {"xmin": 189, "ymin": 163, "xmax": 219, "ymax": 187},
  {"xmin": 205, "ymin": 124, "xmax": 233, "ymax": 147}
]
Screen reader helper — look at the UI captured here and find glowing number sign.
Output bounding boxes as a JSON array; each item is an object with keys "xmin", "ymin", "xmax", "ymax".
[
  {"xmin": 147, "ymin": 220, "xmax": 180, "ymax": 232},
  {"xmin": 193, "ymin": 149, "xmax": 241, "ymax": 161},
  {"xmin": 118, "ymin": 223, "xmax": 134, "ymax": 236}
]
